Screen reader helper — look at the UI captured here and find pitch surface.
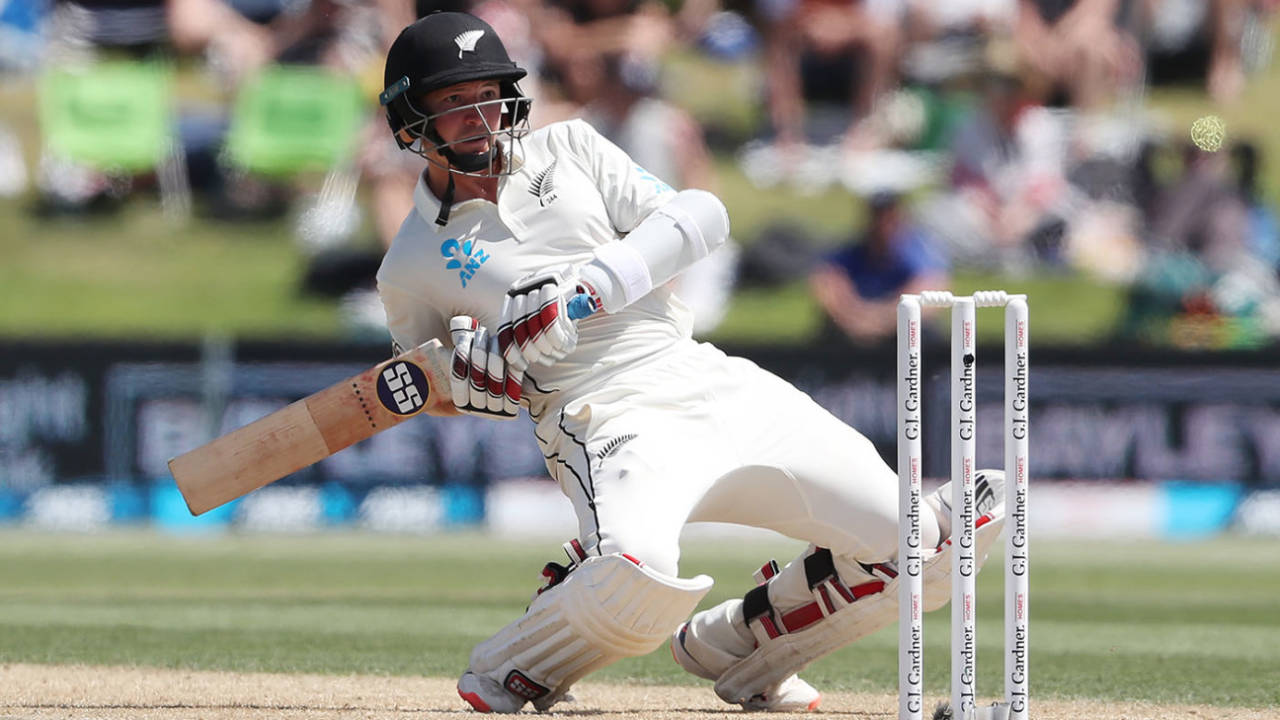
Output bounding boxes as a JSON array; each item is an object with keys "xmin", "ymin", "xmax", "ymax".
[{"xmin": 1, "ymin": 531, "xmax": 1276, "ymax": 716}]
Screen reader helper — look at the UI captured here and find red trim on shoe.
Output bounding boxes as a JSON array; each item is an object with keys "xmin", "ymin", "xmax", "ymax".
[
  {"xmin": 775, "ymin": 580, "xmax": 887, "ymax": 633},
  {"xmin": 817, "ymin": 584, "xmax": 836, "ymax": 615},
  {"xmin": 872, "ymin": 562, "xmax": 898, "ymax": 579},
  {"xmin": 458, "ymin": 688, "xmax": 493, "ymax": 713},
  {"xmin": 808, "ymin": 694, "xmax": 822, "ymax": 711},
  {"xmin": 850, "ymin": 580, "xmax": 885, "ymax": 599},
  {"xmin": 758, "ymin": 615, "xmax": 782, "ymax": 639},
  {"xmin": 829, "ymin": 580, "xmax": 855, "ymax": 604},
  {"xmin": 781, "ymin": 602, "xmax": 824, "ymax": 632},
  {"xmin": 756, "ymin": 559, "xmax": 779, "ymax": 582}
]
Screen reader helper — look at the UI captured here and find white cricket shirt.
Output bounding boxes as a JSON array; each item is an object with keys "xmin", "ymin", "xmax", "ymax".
[{"xmin": 377, "ymin": 119, "xmax": 696, "ymax": 421}]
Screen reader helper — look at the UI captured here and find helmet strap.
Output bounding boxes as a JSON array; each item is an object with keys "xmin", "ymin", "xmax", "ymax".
[{"xmin": 435, "ymin": 172, "xmax": 455, "ymax": 227}]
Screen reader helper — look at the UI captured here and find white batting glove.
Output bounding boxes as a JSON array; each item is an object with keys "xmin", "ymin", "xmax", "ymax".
[
  {"xmin": 448, "ymin": 316, "xmax": 523, "ymax": 420},
  {"xmin": 497, "ymin": 269, "xmax": 587, "ymax": 370}
]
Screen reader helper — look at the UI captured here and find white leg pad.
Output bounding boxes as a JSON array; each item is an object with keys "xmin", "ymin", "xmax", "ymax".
[
  {"xmin": 714, "ymin": 516, "xmax": 1005, "ymax": 706},
  {"xmin": 467, "ymin": 553, "xmax": 713, "ymax": 710}
]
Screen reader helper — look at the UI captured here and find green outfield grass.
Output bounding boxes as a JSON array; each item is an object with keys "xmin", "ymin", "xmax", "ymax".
[{"xmin": 1, "ymin": 530, "xmax": 1276, "ymax": 708}]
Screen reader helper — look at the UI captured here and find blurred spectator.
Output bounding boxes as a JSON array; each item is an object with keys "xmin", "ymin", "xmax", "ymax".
[
  {"xmin": 917, "ymin": 43, "xmax": 1071, "ymax": 271},
  {"xmin": 171, "ymin": 0, "xmax": 413, "ymax": 84},
  {"xmin": 1144, "ymin": 0, "xmax": 1277, "ymax": 103},
  {"xmin": 45, "ymin": 0, "xmax": 175, "ymax": 61},
  {"xmin": 1232, "ymin": 140, "xmax": 1280, "ymax": 270},
  {"xmin": 1013, "ymin": 0, "xmax": 1144, "ymax": 108},
  {"xmin": 532, "ymin": 0, "xmax": 676, "ymax": 116},
  {"xmin": 810, "ymin": 191, "xmax": 949, "ymax": 344},
  {"xmin": 1148, "ymin": 144, "xmax": 1250, "ymax": 273},
  {"xmin": 36, "ymin": 0, "xmax": 396, "ymax": 217},
  {"xmin": 35, "ymin": 0, "xmax": 216, "ymax": 214},
  {"xmin": 760, "ymin": 0, "xmax": 902, "ymax": 151},
  {"xmin": 536, "ymin": 0, "xmax": 674, "ymax": 66},
  {"xmin": 1122, "ymin": 141, "xmax": 1280, "ymax": 346},
  {"xmin": 904, "ymin": 0, "xmax": 1016, "ymax": 38},
  {"xmin": 166, "ymin": 0, "xmax": 275, "ymax": 84},
  {"xmin": 895, "ymin": 0, "xmax": 1017, "ymax": 89}
]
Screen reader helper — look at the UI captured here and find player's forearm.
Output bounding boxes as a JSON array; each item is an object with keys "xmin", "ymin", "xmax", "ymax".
[{"xmin": 576, "ymin": 189, "xmax": 730, "ymax": 314}]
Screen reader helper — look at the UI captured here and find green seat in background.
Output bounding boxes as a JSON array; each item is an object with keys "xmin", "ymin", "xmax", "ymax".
[
  {"xmin": 38, "ymin": 61, "xmax": 175, "ymax": 172},
  {"xmin": 224, "ymin": 65, "xmax": 367, "ymax": 176}
]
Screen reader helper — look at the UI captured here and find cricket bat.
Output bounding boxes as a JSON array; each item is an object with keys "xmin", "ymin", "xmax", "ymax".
[{"xmin": 168, "ymin": 339, "xmax": 454, "ymax": 515}]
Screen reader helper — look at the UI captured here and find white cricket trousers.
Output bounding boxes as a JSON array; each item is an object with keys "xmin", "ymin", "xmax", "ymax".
[{"xmin": 535, "ymin": 340, "xmax": 933, "ymax": 578}]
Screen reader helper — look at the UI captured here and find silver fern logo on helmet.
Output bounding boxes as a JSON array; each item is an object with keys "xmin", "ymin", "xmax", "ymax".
[{"xmin": 454, "ymin": 30, "xmax": 484, "ymax": 58}]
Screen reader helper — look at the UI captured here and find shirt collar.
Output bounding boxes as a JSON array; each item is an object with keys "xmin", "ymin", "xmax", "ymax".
[{"xmin": 412, "ymin": 140, "xmax": 527, "ymax": 227}]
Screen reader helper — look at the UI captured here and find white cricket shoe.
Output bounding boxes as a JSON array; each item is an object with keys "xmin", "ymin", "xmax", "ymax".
[
  {"xmin": 457, "ymin": 671, "xmax": 526, "ymax": 714},
  {"xmin": 740, "ymin": 675, "xmax": 823, "ymax": 712},
  {"xmin": 457, "ymin": 670, "xmax": 573, "ymax": 713},
  {"xmin": 671, "ymin": 620, "xmax": 822, "ymax": 712}
]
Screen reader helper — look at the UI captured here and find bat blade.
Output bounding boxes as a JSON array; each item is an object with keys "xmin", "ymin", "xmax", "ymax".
[{"xmin": 169, "ymin": 339, "xmax": 452, "ymax": 515}]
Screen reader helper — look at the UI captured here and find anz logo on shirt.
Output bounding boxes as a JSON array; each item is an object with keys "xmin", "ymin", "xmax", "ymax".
[
  {"xmin": 634, "ymin": 164, "xmax": 673, "ymax": 195},
  {"xmin": 440, "ymin": 237, "xmax": 489, "ymax": 288}
]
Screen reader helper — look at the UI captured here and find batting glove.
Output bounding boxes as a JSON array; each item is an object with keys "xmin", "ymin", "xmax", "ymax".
[
  {"xmin": 448, "ymin": 316, "xmax": 523, "ymax": 420},
  {"xmin": 498, "ymin": 269, "xmax": 594, "ymax": 371}
]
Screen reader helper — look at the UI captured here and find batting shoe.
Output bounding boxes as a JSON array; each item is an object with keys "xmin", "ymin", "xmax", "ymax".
[
  {"xmin": 671, "ymin": 620, "xmax": 822, "ymax": 712},
  {"xmin": 458, "ymin": 670, "xmax": 543, "ymax": 714},
  {"xmin": 458, "ymin": 671, "xmax": 524, "ymax": 713},
  {"xmin": 457, "ymin": 670, "xmax": 575, "ymax": 714}
]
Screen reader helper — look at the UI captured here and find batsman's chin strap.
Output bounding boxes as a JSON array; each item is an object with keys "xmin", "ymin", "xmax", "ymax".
[{"xmin": 435, "ymin": 173, "xmax": 456, "ymax": 226}]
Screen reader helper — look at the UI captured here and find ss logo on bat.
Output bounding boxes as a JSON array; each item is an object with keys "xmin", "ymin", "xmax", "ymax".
[{"xmin": 377, "ymin": 361, "xmax": 429, "ymax": 415}]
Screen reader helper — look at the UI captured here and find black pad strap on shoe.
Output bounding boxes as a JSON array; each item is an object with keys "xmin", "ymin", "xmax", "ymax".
[
  {"xmin": 742, "ymin": 583, "xmax": 773, "ymax": 623},
  {"xmin": 742, "ymin": 583, "xmax": 782, "ymax": 639},
  {"xmin": 804, "ymin": 547, "xmax": 837, "ymax": 590}
]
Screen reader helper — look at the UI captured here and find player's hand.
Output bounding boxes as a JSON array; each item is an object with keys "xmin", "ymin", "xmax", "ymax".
[
  {"xmin": 448, "ymin": 316, "xmax": 523, "ymax": 420},
  {"xmin": 498, "ymin": 269, "xmax": 590, "ymax": 371}
]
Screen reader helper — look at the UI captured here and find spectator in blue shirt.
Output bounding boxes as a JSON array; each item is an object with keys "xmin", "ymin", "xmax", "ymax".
[{"xmin": 810, "ymin": 191, "xmax": 950, "ymax": 344}]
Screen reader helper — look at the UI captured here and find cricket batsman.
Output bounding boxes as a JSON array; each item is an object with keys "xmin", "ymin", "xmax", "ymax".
[{"xmin": 376, "ymin": 12, "xmax": 1007, "ymax": 713}]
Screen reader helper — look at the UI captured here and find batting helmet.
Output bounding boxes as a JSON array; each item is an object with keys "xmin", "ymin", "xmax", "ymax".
[{"xmin": 380, "ymin": 12, "xmax": 531, "ymax": 173}]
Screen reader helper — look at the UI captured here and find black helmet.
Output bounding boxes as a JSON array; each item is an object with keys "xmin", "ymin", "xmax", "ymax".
[{"xmin": 380, "ymin": 12, "xmax": 531, "ymax": 166}]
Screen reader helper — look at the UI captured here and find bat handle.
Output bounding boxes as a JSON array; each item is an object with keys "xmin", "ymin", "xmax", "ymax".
[{"xmin": 567, "ymin": 294, "xmax": 597, "ymax": 321}]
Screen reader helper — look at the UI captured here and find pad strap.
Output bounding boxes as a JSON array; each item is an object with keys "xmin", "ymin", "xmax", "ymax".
[
  {"xmin": 742, "ymin": 547, "xmax": 887, "ymax": 642},
  {"xmin": 715, "ymin": 514, "xmax": 1007, "ymax": 706}
]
